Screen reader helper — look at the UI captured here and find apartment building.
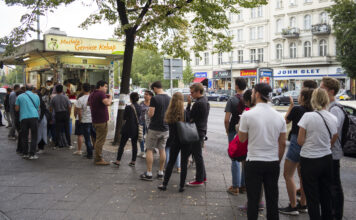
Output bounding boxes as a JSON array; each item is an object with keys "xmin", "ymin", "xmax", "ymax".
[{"xmin": 190, "ymin": 0, "xmax": 350, "ymax": 91}]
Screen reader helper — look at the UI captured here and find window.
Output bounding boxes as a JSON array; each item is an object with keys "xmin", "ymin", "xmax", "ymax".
[
  {"xmin": 276, "ymin": 0, "xmax": 283, "ymax": 8},
  {"xmin": 290, "ymin": 0, "xmax": 296, "ymax": 6},
  {"xmin": 238, "ymin": 50, "xmax": 243, "ymax": 63},
  {"xmin": 195, "ymin": 56, "xmax": 200, "ymax": 66},
  {"xmin": 250, "ymin": 27, "xmax": 257, "ymax": 40},
  {"xmin": 258, "ymin": 26, "xmax": 264, "ymax": 39},
  {"xmin": 257, "ymin": 6, "xmax": 263, "ymax": 17},
  {"xmin": 250, "ymin": 49, "xmax": 256, "ymax": 62},
  {"xmin": 237, "ymin": 29, "xmax": 243, "ymax": 42},
  {"xmin": 237, "ymin": 10, "xmax": 243, "ymax": 21},
  {"xmin": 304, "ymin": 41, "xmax": 311, "ymax": 57},
  {"xmin": 218, "ymin": 52, "xmax": 223, "ymax": 65},
  {"xmin": 289, "ymin": 42, "xmax": 297, "ymax": 58},
  {"xmin": 251, "ymin": 8, "xmax": 256, "ymax": 18},
  {"xmin": 251, "ymin": 6, "xmax": 263, "ymax": 18},
  {"xmin": 304, "ymin": 15, "xmax": 311, "ymax": 30},
  {"xmin": 290, "ymin": 17, "xmax": 296, "ymax": 28},
  {"xmin": 228, "ymin": 12, "xmax": 233, "ymax": 22},
  {"xmin": 276, "ymin": 19, "xmax": 283, "ymax": 33},
  {"xmin": 258, "ymin": 48, "xmax": 264, "ymax": 62},
  {"xmin": 320, "ymin": 12, "xmax": 328, "ymax": 23},
  {"xmin": 304, "ymin": 0, "xmax": 312, "ymax": 3},
  {"xmin": 276, "ymin": 44, "xmax": 283, "ymax": 59},
  {"xmin": 204, "ymin": 52, "xmax": 209, "ymax": 65},
  {"xmin": 319, "ymin": 40, "xmax": 327, "ymax": 56}
]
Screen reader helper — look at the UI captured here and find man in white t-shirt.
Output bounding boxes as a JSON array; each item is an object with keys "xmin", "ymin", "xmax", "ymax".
[
  {"xmin": 76, "ymin": 83, "xmax": 96, "ymax": 159},
  {"xmin": 238, "ymin": 83, "xmax": 287, "ymax": 220},
  {"xmin": 320, "ymin": 77, "xmax": 344, "ymax": 220}
]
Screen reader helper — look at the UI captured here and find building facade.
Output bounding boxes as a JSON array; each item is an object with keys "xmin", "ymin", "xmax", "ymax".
[{"xmin": 189, "ymin": 0, "xmax": 351, "ymax": 92}]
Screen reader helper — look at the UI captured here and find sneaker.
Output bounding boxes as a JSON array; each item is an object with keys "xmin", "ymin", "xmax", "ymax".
[
  {"xmin": 186, "ymin": 180, "xmax": 204, "ymax": 187},
  {"xmin": 227, "ymin": 186, "xmax": 239, "ymax": 196},
  {"xmin": 29, "ymin": 155, "xmax": 39, "ymax": 160},
  {"xmin": 95, "ymin": 160, "xmax": 110, "ymax": 165},
  {"xmin": 128, "ymin": 162, "xmax": 135, "ymax": 167},
  {"xmin": 239, "ymin": 186, "xmax": 246, "ymax": 194},
  {"xmin": 140, "ymin": 172, "xmax": 153, "ymax": 181},
  {"xmin": 296, "ymin": 202, "xmax": 308, "ymax": 213},
  {"xmin": 37, "ymin": 150, "xmax": 45, "ymax": 154},
  {"xmin": 22, "ymin": 154, "xmax": 30, "ymax": 159},
  {"xmin": 8, "ymin": 136, "xmax": 16, "ymax": 140},
  {"xmin": 158, "ymin": 184, "xmax": 167, "ymax": 191},
  {"xmin": 137, "ymin": 152, "xmax": 144, "ymax": 158},
  {"xmin": 279, "ymin": 204, "xmax": 299, "ymax": 216},
  {"xmin": 68, "ymin": 145, "xmax": 74, "ymax": 150},
  {"xmin": 142, "ymin": 153, "xmax": 146, "ymax": 159},
  {"xmin": 73, "ymin": 151, "xmax": 83, "ymax": 155},
  {"xmin": 157, "ymin": 172, "xmax": 164, "ymax": 180},
  {"xmin": 52, "ymin": 146, "xmax": 57, "ymax": 150}
]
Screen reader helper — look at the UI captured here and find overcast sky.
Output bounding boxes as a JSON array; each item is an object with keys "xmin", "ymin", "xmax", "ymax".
[{"xmin": 0, "ymin": 1, "xmax": 116, "ymax": 41}]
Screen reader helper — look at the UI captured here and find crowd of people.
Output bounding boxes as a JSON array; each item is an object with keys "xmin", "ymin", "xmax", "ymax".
[{"xmin": 1, "ymin": 76, "xmax": 346, "ymax": 220}]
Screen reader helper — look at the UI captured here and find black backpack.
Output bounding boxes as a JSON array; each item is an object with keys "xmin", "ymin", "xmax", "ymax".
[{"xmin": 331, "ymin": 104, "xmax": 356, "ymax": 155}]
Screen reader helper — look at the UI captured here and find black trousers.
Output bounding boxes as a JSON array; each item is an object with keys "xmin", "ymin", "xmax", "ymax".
[
  {"xmin": 163, "ymin": 140, "xmax": 189, "ymax": 188},
  {"xmin": 20, "ymin": 118, "xmax": 38, "ymax": 156},
  {"xmin": 116, "ymin": 135, "xmax": 138, "ymax": 162},
  {"xmin": 245, "ymin": 161, "xmax": 280, "ymax": 220},
  {"xmin": 331, "ymin": 160, "xmax": 344, "ymax": 220},
  {"xmin": 181, "ymin": 138, "xmax": 206, "ymax": 183},
  {"xmin": 55, "ymin": 111, "xmax": 71, "ymax": 147},
  {"xmin": 300, "ymin": 155, "xmax": 333, "ymax": 220}
]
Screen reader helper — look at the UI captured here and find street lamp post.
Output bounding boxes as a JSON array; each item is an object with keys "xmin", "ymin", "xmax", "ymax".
[{"xmin": 230, "ymin": 51, "xmax": 233, "ymax": 96}]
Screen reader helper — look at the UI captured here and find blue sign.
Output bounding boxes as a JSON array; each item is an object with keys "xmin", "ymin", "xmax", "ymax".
[
  {"xmin": 208, "ymin": 80, "xmax": 212, "ymax": 88},
  {"xmin": 195, "ymin": 72, "xmax": 207, "ymax": 78},
  {"xmin": 260, "ymin": 71, "xmax": 272, "ymax": 77}
]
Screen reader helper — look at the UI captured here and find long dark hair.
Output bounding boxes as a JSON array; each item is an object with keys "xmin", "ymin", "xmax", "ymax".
[{"xmin": 300, "ymin": 88, "xmax": 314, "ymax": 111}]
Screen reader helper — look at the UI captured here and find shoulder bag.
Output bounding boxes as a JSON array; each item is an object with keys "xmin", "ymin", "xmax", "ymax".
[
  {"xmin": 24, "ymin": 93, "xmax": 40, "ymax": 118},
  {"xmin": 316, "ymin": 111, "xmax": 332, "ymax": 139},
  {"xmin": 131, "ymin": 104, "xmax": 143, "ymax": 142},
  {"xmin": 176, "ymin": 113, "xmax": 200, "ymax": 144}
]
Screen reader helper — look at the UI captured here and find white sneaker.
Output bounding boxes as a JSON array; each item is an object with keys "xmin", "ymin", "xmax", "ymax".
[
  {"xmin": 37, "ymin": 150, "xmax": 45, "ymax": 154},
  {"xmin": 138, "ymin": 152, "xmax": 144, "ymax": 158},
  {"xmin": 29, "ymin": 155, "xmax": 39, "ymax": 160},
  {"xmin": 22, "ymin": 155, "xmax": 30, "ymax": 159},
  {"xmin": 73, "ymin": 151, "xmax": 83, "ymax": 155},
  {"xmin": 68, "ymin": 145, "xmax": 74, "ymax": 150},
  {"xmin": 142, "ymin": 153, "xmax": 146, "ymax": 158}
]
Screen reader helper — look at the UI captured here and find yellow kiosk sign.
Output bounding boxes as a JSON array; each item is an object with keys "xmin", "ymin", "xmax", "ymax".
[{"xmin": 44, "ymin": 34, "xmax": 124, "ymax": 55}]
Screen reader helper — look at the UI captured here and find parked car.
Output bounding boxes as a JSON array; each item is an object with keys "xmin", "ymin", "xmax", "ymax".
[
  {"xmin": 206, "ymin": 91, "xmax": 229, "ymax": 102},
  {"xmin": 272, "ymin": 90, "xmax": 299, "ymax": 105},
  {"xmin": 336, "ymin": 89, "xmax": 351, "ymax": 100}
]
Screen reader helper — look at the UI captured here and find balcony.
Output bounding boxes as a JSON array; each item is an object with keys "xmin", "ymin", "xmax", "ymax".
[
  {"xmin": 312, "ymin": 24, "xmax": 331, "ymax": 35},
  {"xmin": 281, "ymin": 28, "xmax": 300, "ymax": 38},
  {"xmin": 276, "ymin": 56, "xmax": 337, "ymax": 67}
]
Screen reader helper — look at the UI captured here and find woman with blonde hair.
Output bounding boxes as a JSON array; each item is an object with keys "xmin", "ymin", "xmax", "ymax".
[
  {"xmin": 297, "ymin": 88, "xmax": 338, "ymax": 220},
  {"xmin": 158, "ymin": 92, "xmax": 187, "ymax": 192}
]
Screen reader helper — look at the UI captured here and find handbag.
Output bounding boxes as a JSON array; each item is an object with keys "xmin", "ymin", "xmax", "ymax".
[
  {"xmin": 131, "ymin": 104, "xmax": 143, "ymax": 142},
  {"xmin": 176, "ymin": 121, "xmax": 200, "ymax": 144},
  {"xmin": 228, "ymin": 134, "xmax": 248, "ymax": 162}
]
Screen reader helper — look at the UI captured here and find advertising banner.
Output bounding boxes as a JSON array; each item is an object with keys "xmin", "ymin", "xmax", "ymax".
[{"xmin": 240, "ymin": 69, "xmax": 257, "ymax": 78}]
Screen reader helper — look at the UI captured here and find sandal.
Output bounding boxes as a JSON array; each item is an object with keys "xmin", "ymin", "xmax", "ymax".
[{"xmin": 111, "ymin": 161, "xmax": 120, "ymax": 167}]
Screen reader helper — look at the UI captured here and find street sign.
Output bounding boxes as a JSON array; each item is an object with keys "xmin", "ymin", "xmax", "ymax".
[{"xmin": 163, "ymin": 58, "xmax": 183, "ymax": 80}]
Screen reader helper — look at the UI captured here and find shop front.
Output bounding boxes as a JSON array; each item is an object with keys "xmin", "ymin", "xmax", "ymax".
[
  {"xmin": 213, "ymin": 70, "xmax": 231, "ymax": 90},
  {"xmin": 240, "ymin": 69, "xmax": 257, "ymax": 88},
  {"xmin": 273, "ymin": 66, "xmax": 349, "ymax": 91}
]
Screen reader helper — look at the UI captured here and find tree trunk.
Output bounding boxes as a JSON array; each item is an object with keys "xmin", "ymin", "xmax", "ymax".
[{"xmin": 113, "ymin": 30, "xmax": 136, "ymax": 145}]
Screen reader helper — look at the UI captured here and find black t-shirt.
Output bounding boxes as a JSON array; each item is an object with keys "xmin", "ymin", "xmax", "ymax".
[
  {"xmin": 148, "ymin": 94, "xmax": 171, "ymax": 132},
  {"xmin": 287, "ymin": 106, "xmax": 309, "ymax": 135}
]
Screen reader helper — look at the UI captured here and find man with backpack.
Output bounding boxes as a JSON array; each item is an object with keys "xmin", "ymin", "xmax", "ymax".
[
  {"xmin": 320, "ymin": 77, "xmax": 344, "ymax": 220},
  {"xmin": 224, "ymin": 77, "xmax": 246, "ymax": 195}
]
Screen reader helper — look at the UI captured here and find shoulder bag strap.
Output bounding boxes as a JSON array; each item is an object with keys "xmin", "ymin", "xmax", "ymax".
[
  {"xmin": 131, "ymin": 104, "xmax": 139, "ymax": 124},
  {"xmin": 24, "ymin": 93, "xmax": 38, "ymax": 110},
  {"xmin": 316, "ymin": 111, "xmax": 332, "ymax": 139}
]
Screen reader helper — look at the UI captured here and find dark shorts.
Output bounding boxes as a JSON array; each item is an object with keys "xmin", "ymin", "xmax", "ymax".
[
  {"xmin": 74, "ymin": 120, "xmax": 83, "ymax": 135},
  {"xmin": 286, "ymin": 134, "xmax": 302, "ymax": 163}
]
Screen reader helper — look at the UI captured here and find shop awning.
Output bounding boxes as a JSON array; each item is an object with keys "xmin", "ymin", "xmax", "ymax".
[{"xmin": 193, "ymin": 77, "xmax": 206, "ymax": 83}]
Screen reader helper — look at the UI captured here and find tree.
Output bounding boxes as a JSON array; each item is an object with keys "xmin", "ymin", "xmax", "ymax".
[
  {"xmin": 182, "ymin": 62, "xmax": 194, "ymax": 85},
  {"xmin": 327, "ymin": 0, "xmax": 356, "ymax": 79},
  {"xmin": 1, "ymin": 0, "xmax": 267, "ymax": 144},
  {"xmin": 5, "ymin": 66, "xmax": 24, "ymax": 85}
]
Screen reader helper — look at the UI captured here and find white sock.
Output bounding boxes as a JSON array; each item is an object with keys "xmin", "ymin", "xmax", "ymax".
[
  {"xmin": 146, "ymin": 171, "xmax": 152, "ymax": 176},
  {"xmin": 158, "ymin": 170, "xmax": 164, "ymax": 175}
]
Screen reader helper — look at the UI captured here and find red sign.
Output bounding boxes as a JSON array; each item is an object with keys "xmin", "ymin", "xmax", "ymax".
[{"xmin": 240, "ymin": 69, "xmax": 257, "ymax": 77}]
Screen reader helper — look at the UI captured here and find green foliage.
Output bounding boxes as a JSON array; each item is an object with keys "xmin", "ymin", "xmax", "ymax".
[
  {"xmin": 4, "ymin": 66, "xmax": 24, "ymax": 85},
  {"xmin": 182, "ymin": 62, "xmax": 194, "ymax": 85},
  {"xmin": 327, "ymin": 0, "xmax": 356, "ymax": 78}
]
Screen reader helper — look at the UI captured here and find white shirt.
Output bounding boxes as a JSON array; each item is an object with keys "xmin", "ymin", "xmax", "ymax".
[
  {"xmin": 239, "ymin": 103, "xmax": 287, "ymax": 161},
  {"xmin": 298, "ymin": 110, "xmax": 338, "ymax": 159},
  {"xmin": 75, "ymin": 94, "xmax": 92, "ymax": 123}
]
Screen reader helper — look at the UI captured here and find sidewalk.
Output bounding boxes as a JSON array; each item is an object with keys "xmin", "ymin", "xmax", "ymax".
[{"xmin": 0, "ymin": 126, "xmax": 355, "ymax": 220}]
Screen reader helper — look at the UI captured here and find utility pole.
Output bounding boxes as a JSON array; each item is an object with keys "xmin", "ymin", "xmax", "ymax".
[{"xmin": 37, "ymin": 14, "xmax": 40, "ymax": 40}]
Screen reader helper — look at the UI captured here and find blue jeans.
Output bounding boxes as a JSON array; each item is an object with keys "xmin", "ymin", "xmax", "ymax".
[
  {"xmin": 81, "ymin": 123, "xmax": 96, "ymax": 157},
  {"xmin": 228, "ymin": 131, "xmax": 245, "ymax": 188},
  {"xmin": 139, "ymin": 122, "xmax": 147, "ymax": 152},
  {"xmin": 165, "ymin": 146, "xmax": 181, "ymax": 168}
]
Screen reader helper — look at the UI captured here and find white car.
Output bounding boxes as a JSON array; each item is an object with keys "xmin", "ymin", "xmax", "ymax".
[{"xmin": 336, "ymin": 89, "xmax": 351, "ymax": 100}]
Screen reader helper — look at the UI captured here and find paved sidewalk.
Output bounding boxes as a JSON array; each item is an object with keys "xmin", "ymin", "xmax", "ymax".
[{"xmin": 0, "ymin": 127, "xmax": 355, "ymax": 220}]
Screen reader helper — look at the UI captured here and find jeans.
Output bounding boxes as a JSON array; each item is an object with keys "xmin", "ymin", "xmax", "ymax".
[
  {"xmin": 228, "ymin": 131, "xmax": 245, "ymax": 188},
  {"xmin": 93, "ymin": 122, "xmax": 108, "ymax": 162},
  {"xmin": 300, "ymin": 155, "xmax": 333, "ymax": 220},
  {"xmin": 8, "ymin": 111, "xmax": 16, "ymax": 137},
  {"xmin": 20, "ymin": 118, "xmax": 38, "ymax": 156},
  {"xmin": 331, "ymin": 160, "xmax": 344, "ymax": 220},
  {"xmin": 55, "ymin": 111, "xmax": 71, "ymax": 147},
  {"xmin": 245, "ymin": 161, "xmax": 280, "ymax": 220},
  {"xmin": 82, "ymin": 123, "xmax": 96, "ymax": 157},
  {"xmin": 165, "ymin": 146, "xmax": 181, "ymax": 168},
  {"xmin": 116, "ymin": 135, "xmax": 138, "ymax": 162}
]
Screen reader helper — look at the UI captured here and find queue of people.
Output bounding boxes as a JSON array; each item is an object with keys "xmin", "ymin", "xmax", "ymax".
[{"xmin": 1, "ymin": 77, "xmax": 346, "ymax": 220}]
